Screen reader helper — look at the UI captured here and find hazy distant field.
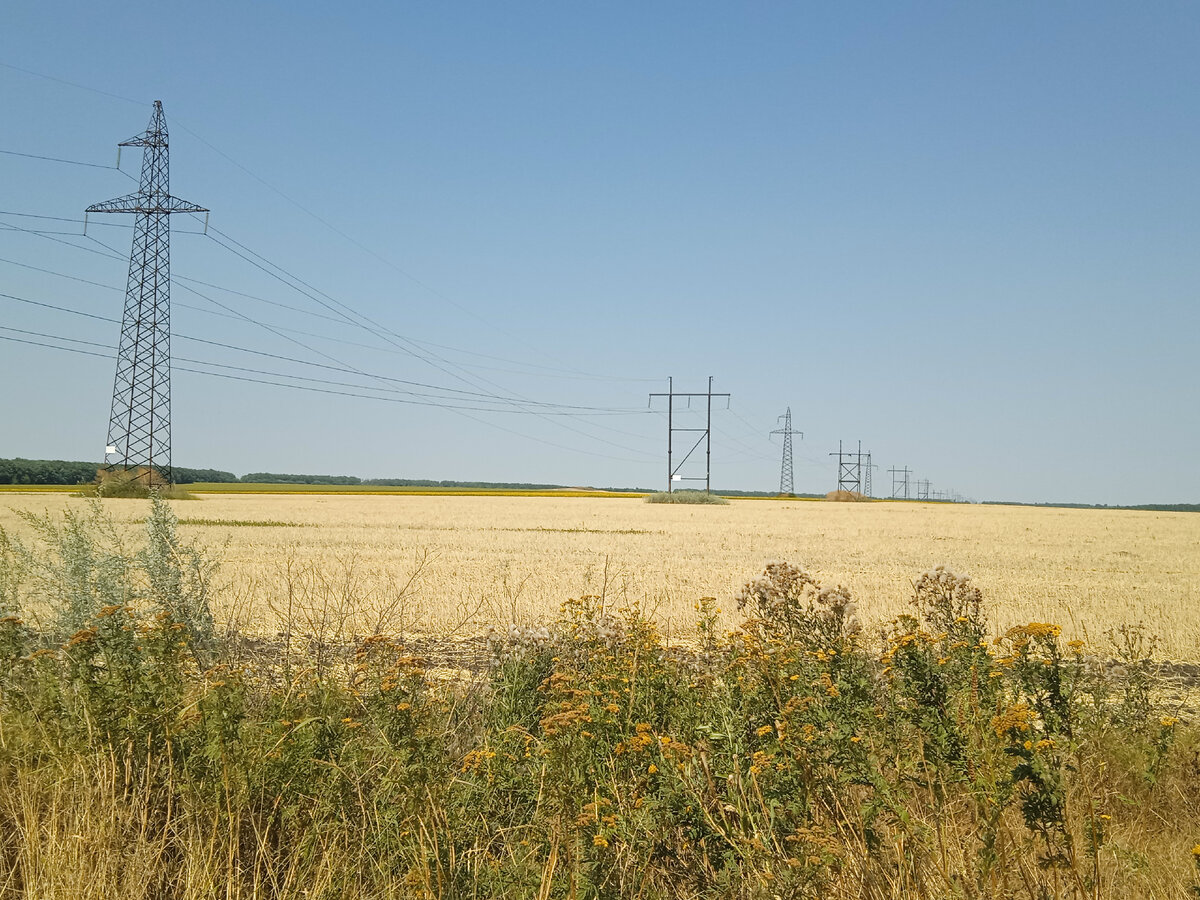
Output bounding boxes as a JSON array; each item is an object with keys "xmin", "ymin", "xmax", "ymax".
[{"xmin": 1, "ymin": 492, "xmax": 1197, "ymax": 659}]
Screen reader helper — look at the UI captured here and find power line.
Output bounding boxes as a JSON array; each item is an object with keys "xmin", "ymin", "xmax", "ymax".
[
  {"xmin": 192, "ymin": 221, "xmax": 664, "ymax": 455},
  {"xmin": 0, "ymin": 325, "xmax": 641, "ymax": 415},
  {"xmin": 0, "ymin": 332, "xmax": 657, "ymax": 464},
  {"xmin": 1, "ymin": 203, "xmax": 654, "ymax": 386},
  {"xmin": 0, "ymin": 147, "xmax": 656, "ymax": 392},
  {"xmin": 0, "ymin": 61, "xmax": 144, "ymax": 106},
  {"xmin": 0, "ymin": 224, "xmax": 648, "ymax": 414},
  {"xmin": 0, "ymin": 255, "xmax": 123, "ymax": 291},
  {"xmin": 0, "ymin": 220, "xmax": 662, "ymax": 466},
  {"xmin": 16, "ymin": 118, "xmax": 646, "ymax": 441},
  {"xmin": 3, "ymin": 62, "xmax": 623, "ymax": 383},
  {"xmin": 166, "ymin": 116, "xmax": 591, "ymax": 376},
  {"xmin": 0, "ymin": 215, "xmax": 654, "ymax": 383},
  {"xmin": 0, "ymin": 331, "xmax": 111, "ymax": 359},
  {"xmin": 0, "ymin": 148, "xmax": 118, "ymax": 170},
  {"xmin": 0, "ymin": 227, "xmax": 664, "ymax": 458},
  {"xmin": 0, "ymin": 83, "xmax": 666, "ymax": 463},
  {"xmin": 0, "ymin": 291, "xmax": 650, "ymax": 414},
  {"xmin": 2, "ymin": 62, "xmax": 654, "ymax": 387},
  {"xmin": 715, "ymin": 409, "xmax": 783, "ymax": 462},
  {"xmin": 201, "ymin": 223, "xmax": 572, "ymax": 395},
  {"xmin": 0, "ymin": 218, "xmax": 152, "ymax": 260},
  {"xmin": 174, "ymin": 271, "xmax": 660, "ymax": 456},
  {"xmin": 0, "ymin": 209, "xmax": 133, "ymax": 226}
]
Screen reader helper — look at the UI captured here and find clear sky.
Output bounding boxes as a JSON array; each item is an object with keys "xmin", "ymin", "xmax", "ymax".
[{"xmin": 1, "ymin": 2, "xmax": 1197, "ymax": 504}]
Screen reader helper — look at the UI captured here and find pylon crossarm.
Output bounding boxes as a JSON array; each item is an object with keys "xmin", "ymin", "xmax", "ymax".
[
  {"xmin": 87, "ymin": 193, "xmax": 207, "ymax": 215},
  {"xmin": 119, "ymin": 133, "xmax": 165, "ymax": 149},
  {"xmin": 118, "ymin": 100, "xmax": 168, "ymax": 148}
]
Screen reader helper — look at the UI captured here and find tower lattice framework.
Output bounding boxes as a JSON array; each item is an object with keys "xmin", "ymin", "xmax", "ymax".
[
  {"xmin": 770, "ymin": 407, "xmax": 801, "ymax": 495},
  {"xmin": 87, "ymin": 101, "xmax": 207, "ymax": 484}
]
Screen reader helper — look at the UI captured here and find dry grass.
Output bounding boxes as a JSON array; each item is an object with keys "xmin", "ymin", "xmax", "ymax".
[{"xmin": 1, "ymin": 493, "xmax": 1197, "ymax": 658}]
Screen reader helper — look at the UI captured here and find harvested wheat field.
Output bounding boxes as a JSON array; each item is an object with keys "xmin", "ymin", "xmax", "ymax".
[{"xmin": 1, "ymin": 491, "xmax": 1198, "ymax": 659}]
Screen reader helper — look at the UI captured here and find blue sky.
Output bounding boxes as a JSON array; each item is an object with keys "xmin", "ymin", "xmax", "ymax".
[{"xmin": 1, "ymin": 2, "xmax": 1197, "ymax": 504}]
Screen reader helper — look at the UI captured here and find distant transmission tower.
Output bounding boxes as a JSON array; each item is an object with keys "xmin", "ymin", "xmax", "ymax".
[
  {"xmin": 861, "ymin": 449, "xmax": 877, "ymax": 498},
  {"xmin": 648, "ymin": 377, "xmax": 730, "ymax": 492},
  {"xmin": 888, "ymin": 465, "xmax": 912, "ymax": 499},
  {"xmin": 829, "ymin": 440, "xmax": 862, "ymax": 494},
  {"xmin": 769, "ymin": 407, "xmax": 802, "ymax": 494},
  {"xmin": 87, "ymin": 101, "xmax": 207, "ymax": 485}
]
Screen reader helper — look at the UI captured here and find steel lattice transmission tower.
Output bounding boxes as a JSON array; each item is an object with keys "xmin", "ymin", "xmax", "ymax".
[
  {"xmin": 830, "ymin": 440, "xmax": 862, "ymax": 494},
  {"xmin": 87, "ymin": 101, "xmax": 207, "ymax": 485},
  {"xmin": 888, "ymin": 465, "xmax": 912, "ymax": 499},
  {"xmin": 769, "ymin": 407, "xmax": 802, "ymax": 495},
  {"xmin": 860, "ymin": 449, "xmax": 876, "ymax": 498}
]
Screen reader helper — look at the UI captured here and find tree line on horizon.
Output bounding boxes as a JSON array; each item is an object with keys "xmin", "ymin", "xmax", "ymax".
[
  {"xmin": 0, "ymin": 457, "xmax": 619, "ymax": 492},
  {"xmin": 2, "ymin": 457, "xmax": 1195, "ymax": 510},
  {"xmin": 0, "ymin": 457, "xmax": 240, "ymax": 486}
]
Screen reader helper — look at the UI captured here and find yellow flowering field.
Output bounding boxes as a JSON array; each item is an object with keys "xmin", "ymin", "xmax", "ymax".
[{"xmin": 1, "ymin": 492, "xmax": 1197, "ymax": 659}]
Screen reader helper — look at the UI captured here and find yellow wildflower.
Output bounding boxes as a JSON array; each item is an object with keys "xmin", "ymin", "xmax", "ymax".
[{"xmin": 991, "ymin": 703, "xmax": 1035, "ymax": 738}]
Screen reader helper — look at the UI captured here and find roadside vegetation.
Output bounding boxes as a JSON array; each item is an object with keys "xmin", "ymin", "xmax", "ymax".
[{"xmin": 0, "ymin": 500, "xmax": 1197, "ymax": 898}]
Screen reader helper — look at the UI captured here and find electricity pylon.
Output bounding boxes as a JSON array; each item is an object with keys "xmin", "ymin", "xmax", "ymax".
[
  {"xmin": 830, "ymin": 440, "xmax": 861, "ymax": 494},
  {"xmin": 861, "ymin": 450, "xmax": 877, "ymax": 498},
  {"xmin": 888, "ymin": 465, "xmax": 912, "ymax": 499},
  {"xmin": 87, "ymin": 101, "xmax": 207, "ymax": 485},
  {"xmin": 770, "ymin": 407, "xmax": 802, "ymax": 495},
  {"xmin": 648, "ymin": 377, "xmax": 730, "ymax": 492}
]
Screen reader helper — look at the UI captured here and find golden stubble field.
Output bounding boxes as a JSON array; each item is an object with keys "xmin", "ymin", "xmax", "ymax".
[{"xmin": 1, "ymin": 492, "xmax": 1198, "ymax": 659}]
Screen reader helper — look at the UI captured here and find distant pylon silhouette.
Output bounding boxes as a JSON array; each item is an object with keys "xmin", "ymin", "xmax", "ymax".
[
  {"xmin": 770, "ymin": 407, "xmax": 802, "ymax": 494},
  {"xmin": 87, "ymin": 101, "xmax": 207, "ymax": 485}
]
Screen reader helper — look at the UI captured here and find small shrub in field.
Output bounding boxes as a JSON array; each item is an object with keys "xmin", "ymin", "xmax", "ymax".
[
  {"xmin": 7, "ymin": 500, "xmax": 136, "ymax": 638},
  {"xmin": 140, "ymin": 495, "xmax": 218, "ymax": 653},
  {"xmin": 1, "ymin": 496, "xmax": 217, "ymax": 651},
  {"xmin": 735, "ymin": 559, "xmax": 861, "ymax": 647},
  {"xmin": 77, "ymin": 468, "xmax": 195, "ymax": 499},
  {"xmin": 644, "ymin": 489, "xmax": 728, "ymax": 505}
]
